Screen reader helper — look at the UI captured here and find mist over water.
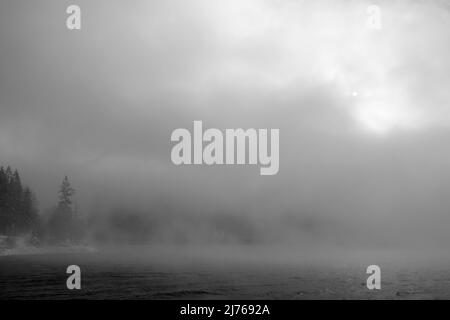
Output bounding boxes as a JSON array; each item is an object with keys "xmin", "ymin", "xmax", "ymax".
[
  {"xmin": 1, "ymin": 0, "xmax": 450, "ymax": 299},
  {"xmin": 3, "ymin": 243, "xmax": 450, "ymax": 300}
]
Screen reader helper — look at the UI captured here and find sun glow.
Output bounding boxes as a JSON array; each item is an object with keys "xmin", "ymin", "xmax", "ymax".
[
  {"xmin": 344, "ymin": 81, "xmax": 423, "ymax": 134},
  {"xmin": 350, "ymin": 87, "xmax": 420, "ymax": 135},
  {"xmin": 355, "ymin": 104, "xmax": 410, "ymax": 134},
  {"xmin": 134, "ymin": 0, "xmax": 443, "ymax": 135}
]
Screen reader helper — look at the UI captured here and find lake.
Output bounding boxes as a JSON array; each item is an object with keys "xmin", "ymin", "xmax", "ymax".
[{"xmin": 1, "ymin": 245, "xmax": 450, "ymax": 299}]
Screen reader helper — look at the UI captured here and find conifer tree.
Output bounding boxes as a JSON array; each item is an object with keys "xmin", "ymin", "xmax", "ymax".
[
  {"xmin": 48, "ymin": 176, "xmax": 78, "ymax": 242},
  {"xmin": 58, "ymin": 176, "xmax": 75, "ymax": 211},
  {"xmin": 0, "ymin": 166, "xmax": 39, "ymax": 235}
]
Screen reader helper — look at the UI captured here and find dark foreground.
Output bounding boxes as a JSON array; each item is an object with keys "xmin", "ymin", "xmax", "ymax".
[{"xmin": 1, "ymin": 245, "xmax": 450, "ymax": 299}]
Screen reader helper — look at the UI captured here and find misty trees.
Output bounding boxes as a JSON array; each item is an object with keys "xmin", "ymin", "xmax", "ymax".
[
  {"xmin": 0, "ymin": 166, "xmax": 39, "ymax": 235},
  {"xmin": 48, "ymin": 176, "xmax": 84, "ymax": 243},
  {"xmin": 58, "ymin": 176, "xmax": 75, "ymax": 210},
  {"xmin": 0, "ymin": 167, "xmax": 86, "ymax": 245}
]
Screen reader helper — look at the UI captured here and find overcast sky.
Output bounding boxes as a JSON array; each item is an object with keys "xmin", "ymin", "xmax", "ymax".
[{"xmin": 1, "ymin": 0, "xmax": 450, "ymax": 245}]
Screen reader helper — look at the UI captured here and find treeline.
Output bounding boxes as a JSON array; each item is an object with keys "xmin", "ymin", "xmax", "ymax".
[
  {"xmin": 0, "ymin": 166, "xmax": 39, "ymax": 235},
  {"xmin": 0, "ymin": 166, "xmax": 83, "ymax": 244}
]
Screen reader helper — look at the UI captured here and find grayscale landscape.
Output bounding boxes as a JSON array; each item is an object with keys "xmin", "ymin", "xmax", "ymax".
[{"xmin": 1, "ymin": 0, "xmax": 450, "ymax": 300}]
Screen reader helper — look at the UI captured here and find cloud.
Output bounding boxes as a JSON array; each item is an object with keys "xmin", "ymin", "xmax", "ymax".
[{"xmin": 1, "ymin": 0, "xmax": 450, "ymax": 246}]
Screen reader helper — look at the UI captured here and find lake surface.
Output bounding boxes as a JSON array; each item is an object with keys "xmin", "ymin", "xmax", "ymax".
[{"xmin": 1, "ymin": 245, "xmax": 450, "ymax": 299}]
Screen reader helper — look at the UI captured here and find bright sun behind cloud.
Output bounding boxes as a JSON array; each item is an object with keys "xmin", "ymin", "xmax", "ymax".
[
  {"xmin": 130, "ymin": 0, "xmax": 450, "ymax": 136},
  {"xmin": 353, "ymin": 98, "xmax": 419, "ymax": 134},
  {"xmin": 203, "ymin": 0, "xmax": 432, "ymax": 136}
]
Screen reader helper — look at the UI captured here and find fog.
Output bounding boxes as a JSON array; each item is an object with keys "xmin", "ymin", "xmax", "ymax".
[{"xmin": 1, "ymin": 0, "xmax": 450, "ymax": 250}]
